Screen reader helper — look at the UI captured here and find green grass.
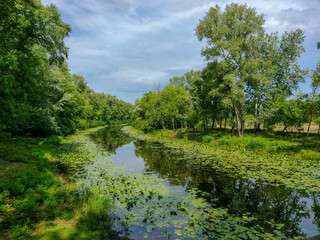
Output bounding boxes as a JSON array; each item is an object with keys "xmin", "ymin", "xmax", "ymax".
[
  {"xmin": 201, "ymin": 135, "xmax": 215, "ymax": 143},
  {"xmin": 0, "ymin": 134, "xmax": 118, "ymax": 240}
]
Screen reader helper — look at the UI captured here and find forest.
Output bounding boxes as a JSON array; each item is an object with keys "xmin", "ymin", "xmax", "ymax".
[{"xmin": 1, "ymin": 1, "xmax": 320, "ymax": 240}]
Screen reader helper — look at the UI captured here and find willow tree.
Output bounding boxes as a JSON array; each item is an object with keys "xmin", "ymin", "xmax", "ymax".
[{"xmin": 196, "ymin": 3, "xmax": 265, "ymax": 137}]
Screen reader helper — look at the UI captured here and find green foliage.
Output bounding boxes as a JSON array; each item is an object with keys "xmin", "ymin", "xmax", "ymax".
[
  {"xmin": 43, "ymin": 135, "xmax": 63, "ymax": 146},
  {"xmin": 11, "ymin": 224, "xmax": 30, "ymax": 240},
  {"xmin": 134, "ymin": 84, "xmax": 191, "ymax": 131},
  {"xmin": 246, "ymin": 139, "xmax": 267, "ymax": 149},
  {"xmin": 201, "ymin": 135, "xmax": 215, "ymax": 143},
  {"xmin": 183, "ymin": 133, "xmax": 194, "ymax": 140},
  {"xmin": 0, "ymin": 1, "xmax": 133, "ymax": 137},
  {"xmin": 176, "ymin": 128, "xmax": 185, "ymax": 138},
  {"xmin": 134, "ymin": 119, "xmax": 155, "ymax": 133},
  {"xmin": 217, "ymin": 136, "xmax": 242, "ymax": 146},
  {"xmin": 79, "ymin": 196, "xmax": 110, "ymax": 230},
  {"xmin": 301, "ymin": 151, "xmax": 320, "ymax": 161},
  {"xmin": 23, "ymin": 189, "xmax": 41, "ymax": 213}
]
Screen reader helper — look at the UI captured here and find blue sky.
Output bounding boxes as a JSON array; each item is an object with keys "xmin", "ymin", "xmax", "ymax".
[{"xmin": 42, "ymin": 0, "xmax": 320, "ymax": 103}]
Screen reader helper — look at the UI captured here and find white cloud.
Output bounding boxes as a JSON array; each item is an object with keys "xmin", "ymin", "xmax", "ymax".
[{"xmin": 41, "ymin": 0, "xmax": 320, "ymax": 102}]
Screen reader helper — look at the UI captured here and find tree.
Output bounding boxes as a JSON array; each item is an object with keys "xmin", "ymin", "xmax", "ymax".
[
  {"xmin": 196, "ymin": 3, "xmax": 306, "ymax": 136},
  {"xmin": 196, "ymin": 4, "xmax": 265, "ymax": 137},
  {"xmin": 0, "ymin": 0, "xmax": 70, "ymax": 135},
  {"xmin": 307, "ymin": 62, "xmax": 320, "ymax": 136}
]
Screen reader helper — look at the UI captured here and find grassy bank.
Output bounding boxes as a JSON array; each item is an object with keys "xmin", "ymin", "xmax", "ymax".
[
  {"xmin": 123, "ymin": 127, "xmax": 320, "ymax": 193},
  {"xmin": 0, "ymin": 129, "xmax": 121, "ymax": 240},
  {"xmin": 2, "ymin": 126, "xmax": 316, "ymax": 239}
]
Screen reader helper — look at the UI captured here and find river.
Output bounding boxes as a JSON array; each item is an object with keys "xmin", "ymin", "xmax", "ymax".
[{"xmin": 89, "ymin": 126, "xmax": 320, "ymax": 239}]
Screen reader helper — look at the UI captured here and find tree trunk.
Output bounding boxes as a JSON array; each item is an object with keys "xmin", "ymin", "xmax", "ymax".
[
  {"xmin": 254, "ymin": 96, "xmax": 258, "ymax": 132},
  {"xmin": 203, "ymin": 115, "xmax": 207, "ymax": 131},
  {"xmin": 212, "ymin": 118, "xmax": 215, "ymax": 130},
  {"xmin": 219, "ymin": 117, "xmax": 222, "ymax": 131},
  {"xmin": 224, "ymin": 117, "xmax": 227, "ymax": 132},
  {"xmin": 282, "ymin": 125, "xmax": 289, "ymax": 132},
  {"xmin": 318, "ymin": 122, "xmax": 320, "ymax": 135},
  {"xmin": 240, "ymin": 119, "xmax": 245, "ymax": 137},
  {"xmin": 233, "ymin": 102, "xmax": 243, "ymax": 137},
  {"xmin": 172, "ymin": 118, "xmax": 175, "ymax": 130},
  {"xmin": 231, "ymin": 118, "xmax": 235, "ymax": 133},
  {"xmin": 161, "ymin": 115, "xmax": 165, "ymax": 130},
  {"xmin": 307, "ymin": 112, "xmax": 313, "ymax": 137}
]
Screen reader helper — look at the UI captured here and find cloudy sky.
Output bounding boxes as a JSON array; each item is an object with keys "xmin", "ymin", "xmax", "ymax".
[{"xmin": 41, "ymin": 0, "xmax": 320, "ymax": 103}]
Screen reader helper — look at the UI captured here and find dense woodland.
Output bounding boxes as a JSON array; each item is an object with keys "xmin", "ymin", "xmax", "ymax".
[
  {"xmin": 134, "ymin": 4, "xmax": 320, "ymax": 137},
  {"xmin": 0, "ymin": 0, "xmax": 133, "ymax": 138}
]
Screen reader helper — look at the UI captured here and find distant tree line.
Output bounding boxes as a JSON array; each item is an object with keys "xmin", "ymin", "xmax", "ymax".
[
  {"xmin": 0, "ymin": 0, "xmax": 133, "ymax": 137},
  {"xmin": 134, "ymin": 4, "xmax": 320, "ymax": 137}
]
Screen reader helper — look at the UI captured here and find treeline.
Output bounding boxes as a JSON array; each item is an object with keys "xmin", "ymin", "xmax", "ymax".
[
  {"xmin": 134, "ymin": 3, "xmax": 320, "ymax": 137},
  {"xmin": 0, "ymin": 0, "xmax": 133, "ymax": 137}
]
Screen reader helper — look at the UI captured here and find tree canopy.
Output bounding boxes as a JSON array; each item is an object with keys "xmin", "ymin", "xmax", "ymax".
[{"xmin": 0, "ymin": 0, "xmax": 133, "ymax": 137}]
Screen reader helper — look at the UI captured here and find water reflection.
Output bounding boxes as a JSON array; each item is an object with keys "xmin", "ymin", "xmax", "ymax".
[
  {"xmin": 90, "ymin": 126, "xmax": 134, "ymax": 154},
  {"xmin": 90, "ymin": 127, "xmax": 320, "ymax": 238}
]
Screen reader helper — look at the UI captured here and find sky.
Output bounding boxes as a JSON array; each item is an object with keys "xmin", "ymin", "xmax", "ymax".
[{"xmin": 41, "ymin": 0, "xmax": 320, "ymax": 103}]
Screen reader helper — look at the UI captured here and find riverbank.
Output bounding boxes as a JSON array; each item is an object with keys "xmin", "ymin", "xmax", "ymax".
[
  {"xmin": 123, "ymin": 126, "xmax": 320, "ymax": 193},
  {"xmin": 2, "ymin": 126, "xmax": 318, "ymax": 239},
  {"xmin": 0, "ymin": 127, "xmax": 122, "ymax": 240}
]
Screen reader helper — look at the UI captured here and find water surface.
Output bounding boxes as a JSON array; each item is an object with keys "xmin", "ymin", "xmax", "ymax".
[{"xmin": 90, "ymin": 126, "xmax": 320, "ymax": 238}]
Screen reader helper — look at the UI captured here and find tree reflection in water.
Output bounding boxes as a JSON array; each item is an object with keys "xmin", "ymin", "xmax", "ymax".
[{"xmin": 91, "ymin": 127, "xmax": 320, "ymax": 238}]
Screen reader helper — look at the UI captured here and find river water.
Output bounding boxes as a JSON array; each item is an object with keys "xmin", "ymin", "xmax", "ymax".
[{"xmin": 90, "ymin": 126, "xmax": 320, "ymax": 239}]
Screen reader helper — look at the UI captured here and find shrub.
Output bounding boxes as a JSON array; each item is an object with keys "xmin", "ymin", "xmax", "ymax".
[
  {"xmin": 246, "ymin": 139, "xmax": 266, "ymax": 150},
  {"xmin": 276, "ymin": 144, "xmax": 300, "ymax": 153},
  {"xmin": 11, "ymin": 224, "xmax": 30, "ymax": 239},
  {"xmin": 43, "ymin": 135, "xmax": 63, "ymax": 146},
  {"xmin": 176, "ymin": 129, "xmax": 184, "ymax": 138},
  {"xmin": 0, "ymin": 190, "xmax": 10, "ymax": 204},
  {"xmin": 183, "ymin": 134, "xmax": 194, "ymax": 140},
  {"xmin": 301, "ymin": 151, "xmax": 320, "ymax": 161},
  {"xmin": 154, "ymin": 130, "xmax": 171, "ymax": 137},
  {"xmin": 1, "ymin": 180, "xmax": 25, "ymax": 195},
  {"xmin": 44, "ymin": 197, "xmax": 58, "ymax": 216},
  {"xmin": 23, "ymin": 190, "xmax": 40, "ymax": 213},
  {"xmin": 202, "ymin": 135, "xmax": 215, "ymax": 143},
  {"xmin": 134, "ymin": 119, "xmax": 155, "ymax": 133},
  {"xmin": 217, "ymin": 136, "xmax": 241, "ymax": 146}
]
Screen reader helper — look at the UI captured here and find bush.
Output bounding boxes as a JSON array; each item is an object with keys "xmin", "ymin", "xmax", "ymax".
[
  {"xmin": 44, "ymin": 197, "xmax": 58, "ymax": 216},
  {"xmin": 301, "ymin": 151, "xmax": 320, "ymax": 161},
  {"xmin": 246, "ymin": 139, "xmax": 266, "ymax": 150},
  {"xmin": 176, "ymin": 129, "xmax": 184, "ymax": 138},
  {"xmin": 183, "ymin": 134, "xmax": 194, "ymax": 140},
  {"xmin": 154, "ymin": 130, "xmax": 171, "ymax": 137},
  {"xmin": 202, "ymin": 135, "xmax": 215, "ymax": 143},
  {"xmin": 1, "ymin": 181, "xmax": 25, "ymax": 195},
  {"xmin": 11, "ymin": 224, "xmax": 30, "ymax": 239},
  {"xmin": 217, "ymin": 136, "xmax": 241, "ymax": 146},
  {"xmin": 43, "ymin": 135, "xmax": 63, "ymax": 146},
  {"xmin": 276, "ymin": 144, "xmax": 300, "ymax": 153},
  {"xmin": 134, "ymin": 119, "xmax": 155, "ymax": 133},
  {"xmin": 22, "ymin": 189, "xmax": 40, "ymax": 213}
]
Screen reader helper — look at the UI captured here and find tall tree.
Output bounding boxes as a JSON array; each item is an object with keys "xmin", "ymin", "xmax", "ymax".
[
  {"xmin": 196, "ymin": 3, "xmax": 265, "ymax": 137},
  {"xmin": 0, "ymin": 0, "xmax": 71, "ymax": 135},
  {"xmin": 196, "ymin": 3, "xmax": 306, "ymax": 136}
]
